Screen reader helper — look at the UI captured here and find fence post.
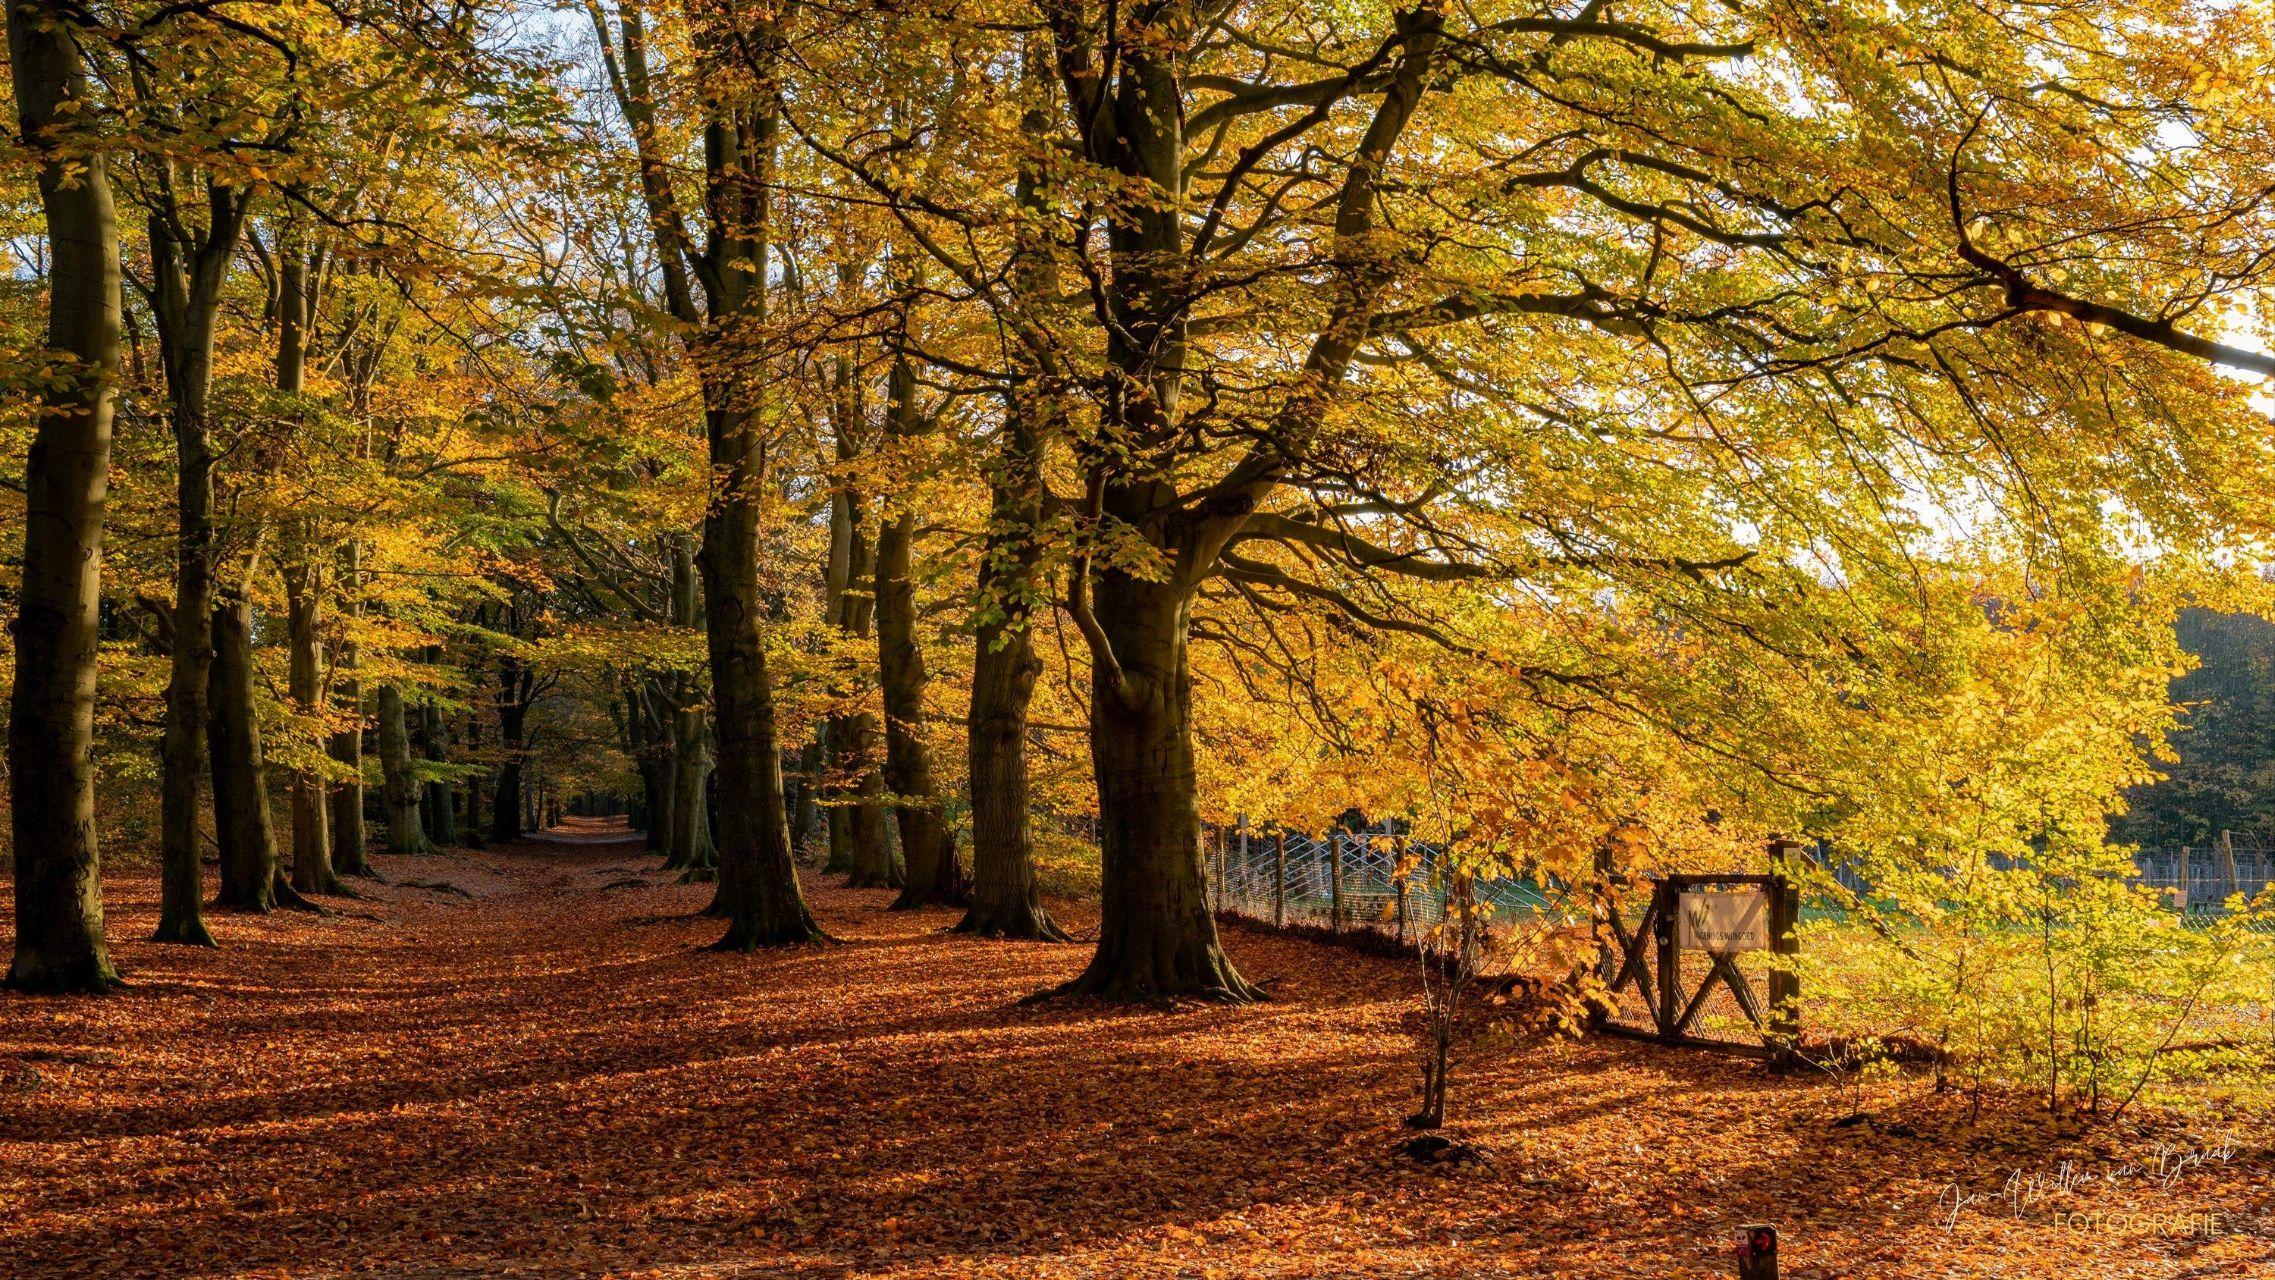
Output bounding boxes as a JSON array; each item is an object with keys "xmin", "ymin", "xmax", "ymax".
[
  {"xmin": 1273, "ymin": 829, "xmax": 1287, "ymax": 928},
  {"xmin": 1383, "ymin": 841, "xmax": 1401, "ymax": 950},
  {"xmin": 2180, "ymin": 845, "xmax": 2193, "ymax": 915},
  {"xmin": 1591, "ymin": 840, "xmax": 1616, "ymax": 1029},
  {"xmin": 1237, "ymin": 814, "xmax": 1249, "ymax": 905},
  {"xmin": 2221, "ymin": 829, "xmax": 2239, "ymax": 906},
  {"xmin": 1767, "ymin": 844, "xmax": 1801, "ymax": 1069},
  {"xmin": 1654, "ymin": 878, "xmax": 1679, "ymax": 1041},
  {"xmin": 1331, "ymin": 831, "xmax": 1345, "ymax": 933},
  {"xmin": 1212, "ymin": 825, "xmax": 1227, "ymax": 913},
  {"xmin": 1735, "ymin": 1224, "xmax": 1778, "ymax": 1280}
]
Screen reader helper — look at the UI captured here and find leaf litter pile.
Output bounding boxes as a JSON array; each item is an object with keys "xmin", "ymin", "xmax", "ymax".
[{"xmin": 4, "ymin": 826, "xmax": 2272, "ymax": 1279}]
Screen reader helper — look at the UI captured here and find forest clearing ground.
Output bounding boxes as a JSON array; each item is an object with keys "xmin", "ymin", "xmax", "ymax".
[{"xmin": 1, "ymin": 821, "xmax": 2270, "ymax": 1279}]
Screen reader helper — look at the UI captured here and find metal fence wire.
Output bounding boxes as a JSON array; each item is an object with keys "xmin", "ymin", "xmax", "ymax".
[
  {"xmin": 1199, "ymin": 826, "xmax": 2275, "ymax": 943},
  {"xmin": 1201, "ymin": 824, "xmax": 1565, "ymax": 946},
  {"xmin": 2133, "ymin": 845, "xmax": 2275, "ymax": 914}
]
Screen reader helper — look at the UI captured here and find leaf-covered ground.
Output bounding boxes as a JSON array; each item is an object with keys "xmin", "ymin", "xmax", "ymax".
[{"xmin": 3, "ymin": 820, "xmax": 2271, "ymax": 1279}]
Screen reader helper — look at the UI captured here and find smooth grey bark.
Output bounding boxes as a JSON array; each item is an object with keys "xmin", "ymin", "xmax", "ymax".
[
  {"xmin": 819, "ymin": 374, "xmax": 893, "ymax": 888},
  {"xmin": 878, "ymin": 357, "xmax": 963, "ymax": 910},
  {"xmin": 4, "ymin": 0, "xmax": 121, "ymax": 991},
  {"xmin": 418, "ymin": 696, "xmax": 457, "ymax": 847},
  {"xmin": 956, "ymin": 390, "xmax": 1063, "ymax": 939},
  {"xmin": 327, "ymin": 540, "xmax": 370, "ymax": 875},
  {"xmin": 377, "ymin": 684, "xmax": 433, "ymax": 854},
  {"xmin": 956, "ymin": 77, "xmax": 1067, "ymax": 941},
  {"xmin": 209, "ymin": 562, "xmax": 282, "ymax": 911},
  {"xmin": 146, "ymin": 172, "xmax": 247, "ymax": 946},
  {"xmin": 284, "ymin": 555, "xmax": 338, "ymax": 894},
  {"xmin": 276, "ymin": 240, "xmax": 338, "ymax": 896}
]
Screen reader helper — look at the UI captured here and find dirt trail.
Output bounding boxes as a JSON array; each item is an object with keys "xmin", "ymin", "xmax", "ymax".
[{"xmin": 1, "ymin": 828, "xmax": 2268, "ymax": 1279}]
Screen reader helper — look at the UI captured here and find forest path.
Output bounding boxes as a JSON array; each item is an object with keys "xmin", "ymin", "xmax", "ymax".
[{"xmin": 3, "ymin": 834, "xmax": 2270, "ymax": 1278}]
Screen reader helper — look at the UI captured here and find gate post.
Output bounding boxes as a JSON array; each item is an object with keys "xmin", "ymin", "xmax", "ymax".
[
  {"xmin": 1273, "ymin": 829, "xmax": 1287, "ymax": 928},
  {"xmin": 1735, "ymin": 1225, "xmax": 1778, "ymax": 1279},
  {"xmin": 1768, "ymin": 842, "xmax": 1804, "ymax": 1066},
  {"xmin": 1236, "ymin": 815, "xmax": 1249, "ymax": 910},
  {"xmin": 1383, "ymin": 841, "xmax": 1401, "ymax": 950},
  {"xmin": 1654, "ymin": 879, "xmax": 1679, "ymax": 1040},
  {"xmin": 1593, "ymin": 839, "xmax": 1615, "ymax": 987},
  {"xmin": 1330, "ymin": 831, "xmax": 1345, "ymax": 932}
]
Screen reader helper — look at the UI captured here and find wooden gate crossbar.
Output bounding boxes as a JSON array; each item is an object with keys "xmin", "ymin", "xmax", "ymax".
[{"xmin": 1596, "ymin": 872, "xmax": 1799, "ymax": 1060}]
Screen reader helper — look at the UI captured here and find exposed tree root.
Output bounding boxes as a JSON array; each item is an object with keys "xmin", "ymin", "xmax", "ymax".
[
  {"xmin": 150, "ymin": 914, "xmax": 218, "ymax": 948},
  {"xmin": 953, "ymin": 901, "xmax": 1073, "ymax": 943}
]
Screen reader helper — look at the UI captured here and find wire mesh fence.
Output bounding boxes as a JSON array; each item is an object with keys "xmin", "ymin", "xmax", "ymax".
[
  {"xmin": 2133, "ymin": 844, "xmax": 2275, "ymax": 915},
  {"xmin": 1200, "ymin": 823, "xmax": 1569, "ymax": 948},
  {"xmin": 1195, "ymin": 822, "xmax": 2275, "ymax": 955}
]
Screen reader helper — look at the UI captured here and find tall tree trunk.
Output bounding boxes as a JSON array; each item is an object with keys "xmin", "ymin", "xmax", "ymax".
[
  {"xmin": 377, "ymin": 684, "xmax": 433, "ymax": 855},
  {"xmin": 957, "ymin": 401, "xmax": 1062, "ymax": 938},
  {"xmin": 823, "ymin": 481, "xmax": 894, "ymax": 887},
  {"xmin": 788, "ymin": 738, "xmax": 822, "ymax": 858},
  {"xmin": 148, "ymin": 171, "xmax": 247, "ymax": 945},
  {"xmin": 419, "ymin": 698, "xmax": 457, "ymax": 847},
  {"xmin": 284, "ymin": 558, "xmax": 338, "ymax": 894},
  {"xmin": 879, "ymin": 359, "xmax": 964, "ymax": 909},
  {"xmin": 210, "ymin": 575, "xmax": 281, "ymax": 911},
  {"xmin": 1055, "ymin": 572, "xmax": 1258, "ymax": 1002},
  {"xmin": 697, "ymin": 93, "xmax": 822, "ymax": 950},
  {"xmin": 590, "ymin": 0, "xmax": 816, "ymax": 946},
  {"xmin": 819, "ymin": 328, "xmax": 893, "ymax": 884},
  {"xmin": 637, "ymin": 677, "xmax": 673, "ymax": 853},
  {"xmin": 660, "ymin": 538, "xmax": 714, "ymax": 876},
  {"xmin": 327, "ymin": 541, "xmax": 370, "ymax": 875},
  {"xmin": 958, "ymin": 612, "xmax": 1062, "ymax": 937},
  {"xmin": 957, "ymin": 71, "xmax": 1066, "ymax": 940},
  {"xmin": 703, "ymin": 459, "xmax": 821, "ymax": 946},
  {"xmin": 669, "ymin": 705, "xmax": 716, "ymax": 880},
  {"xmin": 274, "ymin": 239, "xmax": 338, "ymax": 895},
  {"xmin": 493, "ymin": 694, "xmax": 528, "ymax": 843},
  {"xmin": 4, "ymin": 0, "xmax": 120, "ymax": 991},
  {"xmin": 149, "ymin": 231, "xmax": 232, "ymax": 944}
]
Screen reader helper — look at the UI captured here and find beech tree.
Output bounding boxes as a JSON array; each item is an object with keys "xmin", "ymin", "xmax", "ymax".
[
  {"xmin": 777, "ymin": 0, "xmax": 2275, "ymax": 1001},
  {"xmin": 584, "ymin": 0, "xmax": 823, "ymax": 946},
  {"xmin": 4, "ymin": 0, "xmax": 124, "ymax": 993}
]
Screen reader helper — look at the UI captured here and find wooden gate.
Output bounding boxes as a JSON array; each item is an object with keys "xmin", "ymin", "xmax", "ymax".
[{"xmin": 1595, "ymin": 872, "xmax": 1799, "ymax": 1061}]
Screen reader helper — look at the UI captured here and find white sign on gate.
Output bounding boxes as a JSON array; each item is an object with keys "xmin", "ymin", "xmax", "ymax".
[{"xmin": 1678, "ymin": 888, "xmax": 1769, "ymax": 953}]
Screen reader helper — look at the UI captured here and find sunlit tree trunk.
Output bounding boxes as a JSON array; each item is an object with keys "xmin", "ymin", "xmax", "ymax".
[
  {"xmin": 210, "ymin": 565, "xmax": 281, "ymax": 911},
  {"xmin": 419, "ymin": 696, "xmax": 457, "ymax": 847},
  {"xmin": 697, "ymin": 90, "xmax": 822, "ymax": 948},
  {"xmin": 1059, "ymin": 571, "xmax": 1257, "ymax": 1001},
  {"xmin": 820, "ymin": 359, "xmax": 892, "ymax": 885},
  {"xmin": 327, "ymin": 540, "xmax": 370, "ymax": 875},
  {"xmin": 377, "ymin": 684, "xmax": 433, "ymax": 855},
  {"xmin": 4, "ymin": 0, "xmax": 120, "ymax": 991},
  {"xmin": 879, "ymin": 357, "xmax": 963, "ymax": 909},
  {"xmin": 957, "ymin": 390, "xmax": 1063, "ymax": 938},
  {"xmin": 146, "ymin": 172, "xmax": 245, "ymax": 946},
  {"xmin": 670, "ymin": 706, "xmax": 716, "ymax": 879},
  {"xmin": 277, "ymin": 239, "xmax": 338, "ymax": 896},
  {"xmin": 284, "ymin": 558, "xmax": 338, "ymax": 894}
]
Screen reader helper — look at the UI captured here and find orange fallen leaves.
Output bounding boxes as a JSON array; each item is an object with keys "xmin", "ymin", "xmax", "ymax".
[{"xmin": 0, "ymin": 826, "xmax": 2269, "ymax": 1278}]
